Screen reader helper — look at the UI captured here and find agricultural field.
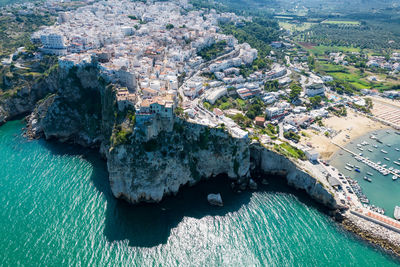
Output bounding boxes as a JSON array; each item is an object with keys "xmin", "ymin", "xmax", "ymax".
[
  {"xmin": 300, "ymin": 44, "xmax": 360, "ymax": 56},
  {"xmin": 321, "ymin": 20, "xmax": 361, "ymax": 25},
  {"xmin": 279, "ymin": 22, "xmax": 315, "ymax": 32},
  {"xmin": 315, "ymin": 62, "xmax": 400, "ymax": 91}
]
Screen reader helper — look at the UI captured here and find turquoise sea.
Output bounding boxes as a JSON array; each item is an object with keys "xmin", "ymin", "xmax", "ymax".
[
  {"xmin": 1, "ymin": 120, "xmax": 399, "ymax": 266},
  {"xmin": 331, "ymin": 129, "xmax": 400, "ymax": 218}
]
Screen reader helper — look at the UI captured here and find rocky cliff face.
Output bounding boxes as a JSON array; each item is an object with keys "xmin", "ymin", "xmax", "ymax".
[
  {"xmin": 107, "ymin": 117, "xmax": 250, "ymax": 203},
  {"xmin": 251, "ymin": 144, "xmax": 337, "ymax": 209},
  {"xmin": 20, "ymin": 63, "xmax": 336, "ymax": 208},
  {"xmin": 26, "ymin": 64, "xmax": 114, "ymax": 147},
  {"xmin": 0, "ymin": 68, "xmax": 59, "ymax": 125}
]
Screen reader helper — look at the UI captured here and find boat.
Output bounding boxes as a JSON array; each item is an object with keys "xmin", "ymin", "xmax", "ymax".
[
  {"xmin": 377, "ymin": 161, "xmax": 381, "ymax": 165},
  {"xmin": 395, "ymin": 206, "xmax": 400, "ymax": 220},
  {"xmin": 396, "ymin": 132, "xmax": 400, "ymax": 136},
  {"xmin": 381, "ymin": 149, "xmax": 388, "ymax": 154},
  {"xmin": 358, "ymin": 147, "xmax": 364, "ymax": 151},
  {"xmin": 373, "ymin": 145, "xmax": 378, "ymax": 148},
  {"xmin": 355, "ymin": 168, "xmax": 360, "ymax": 173},
  {"xmin": 368, "ymin": 149, "xmax": 373, "ymax": 152},
  {"xmin": 396, "ymin": 148, "xmax": 400, "ymax": 151},
  {"xmin": 384, "ymin": 157, "xmax": 390, "ymax": 161},
  {"xmin": 367, "ymin": 172, "xmax": 373, "ymax": 176},
  {"xmin": 345, "ymin": 166, "xmax": 352, "ymax": 171},
  {"xmin": 387, "ymin": 144, "xmax": 391, "ymax": 147},
  {"xmin": 355, "ymin": 165, "xmax": 360, "ymax": 169},
  {"xmin": 392, "ymin": 175, "xmax": 398, "ymax": 181},
  {"xmin": 382, "ymin": 164, "xmax": 387, "ymax": 168},
  {"xmin": 394, "ymin": 161, "xmax": 400, "ymax": 166},
  {"xmin": 346, "ymin": 163, "xmax": 354, "ymax": 168},
  {"xmin": 363, "ymin": 176, "xmax": 372, "ymax": 182}
]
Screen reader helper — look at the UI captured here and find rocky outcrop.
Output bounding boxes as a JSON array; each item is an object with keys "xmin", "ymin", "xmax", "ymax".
[
  {"xmin": 107, "ymin": 117, "xmax": 250, "ymax": 203},
  {"xmin": 26, "ymin": 64, "xmax": 114, "ymax": 147},
  {"xmin": 251, "ymin": 143, "xmax": 337, "ymax": 209},
  {"xmin": 0, "ymin": 68, "xmax": 59, "ymax": 125},
  {"xmin": 20, "ymin": 63, "xmax": 337, "ymax": 209}
]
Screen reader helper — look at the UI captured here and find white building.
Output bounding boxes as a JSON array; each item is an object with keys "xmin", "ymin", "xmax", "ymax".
[{"xmin": 305, "ymin": 83, "xmax": 325, "ymax": 97}]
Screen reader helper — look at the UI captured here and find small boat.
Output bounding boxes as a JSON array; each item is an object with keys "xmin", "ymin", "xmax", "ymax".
[
  {"xmin": 396, "ymin": 148, "xmax": 400, "ymax": 151},
  {"xmin": 355, "ymin": 166, "xmax": 360, "ymax": 169},
  {"xmin": 381, "ymin": 149, "xmax": 388, "ymax": 154},
  {"xmin": 373, "ymin": 145, "xmax": 378, "ymax": 148},
  {"xmin": 368, "ymin": 149, "xmax": 373, "ymax": 152},
  {"xmin": 355, "ymin": 168, "xmax": 361, "ymax": 173},
  {"xmin": 396, "ymin": 132, "xmax": 400, "ymax": 136},
  {"xmin": 387, "ymin": 144, "xmax": 392, "ymax": 147},
  {"xmin": 392, "ymin": 175, "xmax": 398, "ymax": 181},
  {"xmin": 377, "ymin": 161, "xmax": 381, "ymax": 165},
  {"xmin": 346, "ymin": 163, "xmax": 354, "ymax": 168},
  {"xmin": 345, "ymin": 166, "xmax": 352, "ymax": 171},
  {"xmin": 367, "ymin": 172, "xmax": 373, "ymax": 176},
  {"xmin": 394, "ymin": 161, "xmax": 400, "ymax": 166},
  {"xmin": 395, "ymin": 206, "xmax": 400, "ymax": 220},
  {"xmin": 358, "ymin": 147, "xmax": 364, "ymax": 151},
  {"xmin": 364, "ymin": 176, "xmax": 372, "ymax": 182},
  {"xmin": 382, "ymin": 164, "xmax": 387, "ymax": 168},
  {"xmin": 384, "ymin": 157, "xmax": 390, "ymax": 161}
]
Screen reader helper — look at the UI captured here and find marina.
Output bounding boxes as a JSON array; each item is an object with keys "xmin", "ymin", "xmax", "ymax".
[
  {"xmin": 332, "ymin": 141, "xmax": 400, "ymax": 179},
  {"xmin": 330, "ymin": 129, "xmax": 400, "ymax": 220}
]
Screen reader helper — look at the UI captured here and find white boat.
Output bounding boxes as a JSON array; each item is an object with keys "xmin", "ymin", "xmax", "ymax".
[
  {"xmin": 382, "ymin": 164, "xmax": 387, "ymax": 168},
  {"xmin": 358, "ymin": 147, "xmax": 364, "ymax": 151},
  {"xmin": 392, "ymin": 175, "xmax": 398, "ymax": 181},
  {"xmin": 394, "ymin": 161, "xmax": 400, "ymax": 166},
  {"xmin": 373, "ymin": 145, "xmax": 378, "ymax": 148},
  {"xmin": 368, "ymin": 149, "xmax": 373, "ymax": 152},
  {"xmin": 387, "ymin": 144, "xmax": 392, "ymax": 147},
  {"xmin": 377, "ymin": 161, "xmax": 381, "ymax": 165},
  {"xmin": 345, "ymin": 166, "xmax": 353, "ymax": 171},
  {"xmin": 384, "ymin": 157, "xmax": 390, "ymax": 161},
  {"xmin": 381, "ymin": 149, "xmax": 388, "ymax": 154},
  {"xmin": 396, "ymin": 148, "xmax": 400, "ymax": 151},
  {"xmin": 395, "ymin": 206, "xmax": 400, "ymax": 220},
  {"xmin": 367, "ymin": 172, "xmax": 373, "ymax": 176}
]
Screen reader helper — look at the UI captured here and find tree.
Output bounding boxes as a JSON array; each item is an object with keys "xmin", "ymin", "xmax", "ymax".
[
  {"xmin": 166, "ymin": 23, "xmax": 174, "ymax": 30},
  {"xmin": 289, "ymin": 82, "xmax": 302, "ymax": 101},
  {"xmin": 309, "ymin": 95, "xmax": 322, "ymax": 108}
]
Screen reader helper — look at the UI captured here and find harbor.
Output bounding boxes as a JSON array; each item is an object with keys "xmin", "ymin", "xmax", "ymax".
[{"xmin": 330, "ymin": 129, "xmax": 400, "ymax": 220}]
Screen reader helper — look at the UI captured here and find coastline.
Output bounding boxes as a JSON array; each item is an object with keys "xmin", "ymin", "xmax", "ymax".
[{"xmin": 300, "ymin": 110, "xmax": 389, "ymax": 160}]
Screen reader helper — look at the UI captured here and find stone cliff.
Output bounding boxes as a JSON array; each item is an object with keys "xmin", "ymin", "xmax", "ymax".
[
  {"xmin": 250, "ymin": 143, "xmax": 337, "ymax": 209},
  {"xmin": 107, "ymin": 117, "xmax": 250, "ymax": 203},
  {"xmin": 18, "ymin": 63, "xmax": 337, "ymax": 208}
]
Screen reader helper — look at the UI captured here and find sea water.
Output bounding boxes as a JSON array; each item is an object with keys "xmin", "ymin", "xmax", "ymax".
[
  {"xmin": 331, "ymin": 129, "xmax": 400, "ymax": 218},
  {"xmin": 1, "ymin": 120, "xmax": 399, "ymax": 266}
]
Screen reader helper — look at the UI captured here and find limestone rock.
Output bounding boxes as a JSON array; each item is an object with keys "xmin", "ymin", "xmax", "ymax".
[{"xmin": 207, "ymin": 193, "xmax": 223, "ymax": 206}]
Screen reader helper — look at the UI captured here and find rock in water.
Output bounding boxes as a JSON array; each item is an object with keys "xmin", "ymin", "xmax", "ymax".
[
  {"xmin": 249, "ymin": 179, "xmax": 258, "ymax": 190},
  {"xmin": 207, "ymin": 193, "xmax": 223, "ymax": 206}
]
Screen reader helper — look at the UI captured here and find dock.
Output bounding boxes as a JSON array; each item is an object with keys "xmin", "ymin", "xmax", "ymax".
[{"xmin": 331, "ymin": 141, "xmax": 400, "ymax": 178}]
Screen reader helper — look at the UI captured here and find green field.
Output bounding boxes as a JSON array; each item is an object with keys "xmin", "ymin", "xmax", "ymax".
[
  {"xmin": 279, "ymin": 22, "xmax": 316, "ymax": 32},
  {"xmin": 307, "ymin": 45, "xmax": 360, "ymax": 56},
  {"xmin": 321, "ymin": 20, "xmax": 361, "ymax": 25}
]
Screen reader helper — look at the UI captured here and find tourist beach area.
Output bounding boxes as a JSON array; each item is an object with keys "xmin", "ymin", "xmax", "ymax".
[{"xmin": 300, "ymin": 109, "xmax": 389, "ymax": 160}]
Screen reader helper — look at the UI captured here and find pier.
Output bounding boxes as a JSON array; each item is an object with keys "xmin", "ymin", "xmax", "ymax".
[{"xmin": 331, "ymin": 141, "xmax": 400, "ymax": 178}]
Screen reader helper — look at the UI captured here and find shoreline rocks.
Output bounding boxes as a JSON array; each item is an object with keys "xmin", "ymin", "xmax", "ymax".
[{"xmin": 207, "ymin": 193, "xmax": 223, "ymax": 206}]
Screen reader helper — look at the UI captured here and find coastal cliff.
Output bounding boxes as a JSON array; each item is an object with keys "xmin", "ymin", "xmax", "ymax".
[
  {"xmin": 18, "ymin": 63, "xmax": 338, "ymax": 208},
  {"xmin": 250, "ymin": 144, "xmax": 337, "ymax": 209},
  {"xmin": 0, "ymin": 67, "xmax": 58, "ymax": 125},
  {"xmin": 107, "ymin": 117, "xmax": 250, "ymax": 203}
]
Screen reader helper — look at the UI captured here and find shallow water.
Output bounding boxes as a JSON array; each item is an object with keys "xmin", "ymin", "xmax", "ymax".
[{"xmin": 1, "ymin": 120, "xmax": 399, "ymax": 266}]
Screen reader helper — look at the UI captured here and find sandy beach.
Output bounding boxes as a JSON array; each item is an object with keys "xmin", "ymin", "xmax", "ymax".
[{"xmin": 300, "ymin": 110, "xmax": 389, "ymax": 160}]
